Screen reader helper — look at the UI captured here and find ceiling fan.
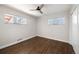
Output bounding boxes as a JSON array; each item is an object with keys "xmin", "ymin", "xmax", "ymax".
[{"xmin": 30, "ymin": 4, "xmax": 44, "ymax": 14}]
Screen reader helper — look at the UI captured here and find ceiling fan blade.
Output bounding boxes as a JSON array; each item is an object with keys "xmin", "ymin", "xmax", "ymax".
[
  {"xmin": 39, "ymin": 4, "xmax": 44, "ymax": 9},
  {"xmin": 30, "ymin": 9, "xmax": 37, "ymax": 11},
  {"xmin": 39, "ymin": 10, "xmax": 43, "ymax": 14}
]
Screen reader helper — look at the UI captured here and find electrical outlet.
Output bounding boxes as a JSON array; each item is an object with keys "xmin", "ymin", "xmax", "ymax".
[{"xmin": 17, "ymin": 38, "xmax": 22, "ymax": 41}]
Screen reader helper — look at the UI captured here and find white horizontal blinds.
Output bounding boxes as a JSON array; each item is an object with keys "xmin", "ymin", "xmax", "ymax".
[{"xmin": 48, "ymin": 17, "xmax": 64, "ymax": 25}]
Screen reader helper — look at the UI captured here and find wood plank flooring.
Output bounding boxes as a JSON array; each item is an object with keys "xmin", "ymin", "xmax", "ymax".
[{"xmin": 0, "ymin": 36, "xmax": 75, "ymax": 54}]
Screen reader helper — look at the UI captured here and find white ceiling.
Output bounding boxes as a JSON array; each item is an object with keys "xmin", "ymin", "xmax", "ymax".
[{"xmin": 5, "ymin": 4, "xmax": 72, "ymax": 17}]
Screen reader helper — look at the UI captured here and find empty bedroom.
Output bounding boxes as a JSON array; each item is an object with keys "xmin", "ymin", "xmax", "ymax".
[{"xmin": 0, "ymin": 4, "xmax": 79, "ymax": 54}]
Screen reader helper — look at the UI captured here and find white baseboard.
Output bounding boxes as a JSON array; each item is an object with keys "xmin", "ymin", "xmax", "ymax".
[
  {"xmin": 0, "ymin": 35, "xmax": 36, "ymax": 49},
  {"xmin": 69, "ymin": 41, "xmax": 77, "ymax": 54},
  {"xmin": 37, "ymin": 35, "xmax": 69, "ymax": 43}
]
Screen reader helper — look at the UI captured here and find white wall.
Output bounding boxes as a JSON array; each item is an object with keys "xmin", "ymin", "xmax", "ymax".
[
  {"xmin": 37, "ymin": 12, "xmax": 69, "ymax": 43},
  {"xmin": 0, "ymin": 5, "xmax": 37, "ymax": 48},
  {"xmin": 69, "ymin": 5, "xmax": 79, "ymax": 54}
]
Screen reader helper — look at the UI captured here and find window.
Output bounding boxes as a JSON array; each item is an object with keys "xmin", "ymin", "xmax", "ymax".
[
  {"xmin": 72, "ymin": 8, "xmax": 78, "ymax": 24},
  {"xmin": 4, "ymin": 14, "xmax": 27, "ymax": 24},
  {"xmin": 48, "ymin": 17, "xmax": 64, "ymax": 25}
]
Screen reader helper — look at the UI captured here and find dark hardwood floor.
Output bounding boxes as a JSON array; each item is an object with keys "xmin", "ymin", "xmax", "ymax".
[{"xmin": 0, "ymin": 36, "xmax": 75, "ymax": 54}]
